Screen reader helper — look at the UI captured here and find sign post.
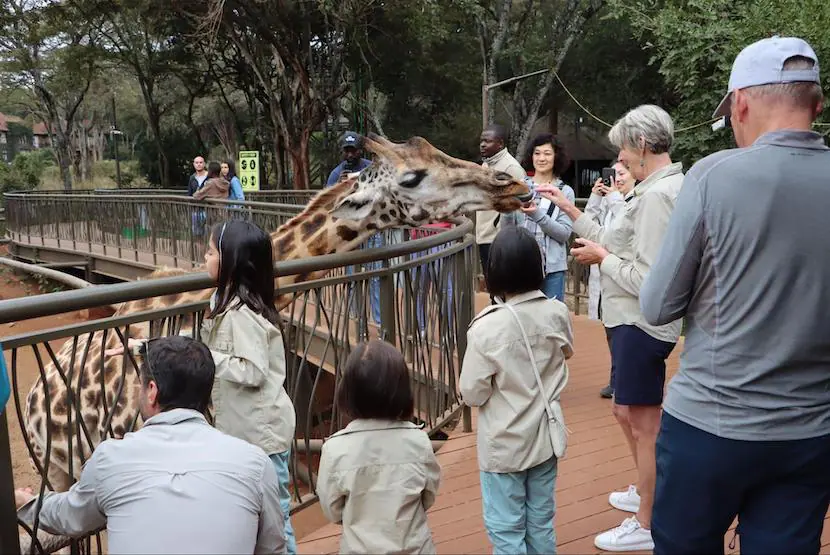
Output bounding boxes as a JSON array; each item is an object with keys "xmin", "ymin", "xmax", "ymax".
[{"xmin": 238, "ymin": 151, "xmax": 261, "ymax": 192}]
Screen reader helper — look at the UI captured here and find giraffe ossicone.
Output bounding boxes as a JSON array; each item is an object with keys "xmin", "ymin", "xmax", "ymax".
[{"xmin": 17, "ymin": 133, "xmax": 529, "ymax": 552}]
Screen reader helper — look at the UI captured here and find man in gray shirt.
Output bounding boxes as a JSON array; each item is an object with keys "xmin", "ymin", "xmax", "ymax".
[
  {"xmin": 640, "ymin": 36, "xmax": 830, "ymax": 554},
  {"xmin": 15, "ymin": 336, "xmax": 285, "ymax": 554}
]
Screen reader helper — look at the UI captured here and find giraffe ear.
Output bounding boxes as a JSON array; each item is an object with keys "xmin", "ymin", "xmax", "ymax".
[{"xmin": 330, "ymin": 194, "xmax": 376, "ymax": 221}]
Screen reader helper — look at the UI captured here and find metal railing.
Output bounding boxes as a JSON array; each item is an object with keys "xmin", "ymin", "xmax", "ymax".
[
  {"xmin": 0, "ymin": 220, "xmax": 473, "ymax": 555},
  {"xmin": 3, "ymin": 193, "xmax": 304, "ymax": 269},
  {"xmin": 13, "ymin": 188, "xmax": 319, "ymax": 205},
  {"xmin": 246, "ymin": 190, "xmax": 319, "ymax": 204},
  {"xmin": 3, "ymin": 190, "xmax": 594, "ymax": 314}
]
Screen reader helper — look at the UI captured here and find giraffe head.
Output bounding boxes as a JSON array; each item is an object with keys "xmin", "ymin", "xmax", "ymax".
[{"xmin": 330, "ymin": 134, "xmax": 529, "ymax": 227}]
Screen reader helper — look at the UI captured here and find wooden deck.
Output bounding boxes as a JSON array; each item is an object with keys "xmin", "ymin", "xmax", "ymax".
[
  {"xmin": 297, "ymin": 313, "xmax": 830, "ymax": 555},
  {"xmin": 7, "ymin": 229, "xmax": 830, "ymax": 553}
]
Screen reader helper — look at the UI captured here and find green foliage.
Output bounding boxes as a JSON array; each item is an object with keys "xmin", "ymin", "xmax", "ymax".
[
  {"xmin": 0, "ymin": 149, "xmax": 53, "ymax": 198},
  {"xmin": 607, "ymin": 0, "xmax": 830, "ymax": 166},
  {"xmin": 355, "ymin": 0, "xmax": 484, "ymax": 158}
]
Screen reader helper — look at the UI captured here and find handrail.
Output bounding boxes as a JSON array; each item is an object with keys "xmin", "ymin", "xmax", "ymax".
[{"xmin": 0, "ymin": 221, "xmax": 471, "ymax": 325}]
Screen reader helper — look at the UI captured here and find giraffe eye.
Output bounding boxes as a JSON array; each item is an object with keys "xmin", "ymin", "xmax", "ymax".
[{"xmin": 399, "ymin": 169, "xmax": 427, "ymax": 189}]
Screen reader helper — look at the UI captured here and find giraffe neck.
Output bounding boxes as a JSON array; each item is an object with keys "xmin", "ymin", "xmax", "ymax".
[{"xmin": 270, "ymin": 179, "xmax": 383, "ymax": 308}]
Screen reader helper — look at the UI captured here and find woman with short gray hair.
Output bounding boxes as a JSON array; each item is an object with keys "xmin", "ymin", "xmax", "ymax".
[{"xmin": 544, "ymin": 104, "xmax": 684, "ymax": 552}]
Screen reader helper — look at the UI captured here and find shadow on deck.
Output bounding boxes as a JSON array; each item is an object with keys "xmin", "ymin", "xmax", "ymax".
[{"xmin": 296, "ymin": 312, "xmax": 830, "ymax": 555}]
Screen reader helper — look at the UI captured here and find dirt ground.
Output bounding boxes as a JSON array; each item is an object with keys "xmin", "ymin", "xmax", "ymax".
[{"xmin": 0, "ymin": 254, "xmax": 93, "ymax": 492}]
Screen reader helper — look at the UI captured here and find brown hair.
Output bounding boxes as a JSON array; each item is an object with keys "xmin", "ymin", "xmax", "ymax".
[{"xmin": 335, "ymin": 340, "xmax": 414, "ymax": 421}]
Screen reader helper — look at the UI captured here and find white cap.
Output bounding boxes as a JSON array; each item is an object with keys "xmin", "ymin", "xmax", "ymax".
[{"xmin": 713, "ymin": 36, "xmax": 820, "ymax": 118}]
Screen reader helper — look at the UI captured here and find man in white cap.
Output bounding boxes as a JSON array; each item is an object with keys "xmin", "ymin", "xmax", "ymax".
[{"xmin": 640, "ymin": 36, "xmax": 829, "ymax": 553}]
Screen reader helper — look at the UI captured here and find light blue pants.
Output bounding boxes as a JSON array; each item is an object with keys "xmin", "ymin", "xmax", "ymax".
[
  {"xmin": 270, "ymin": 451, "xmax": 297, "ymax": 554},
  {"xmin": 541, "ymin": 271, "xmax": 566, "ymax": 302},
  {"xmin": 480, "ymin": 457, "xmax": 558, "ymax": 555},
  {"xmin": 346, "ymin": 233, "xmax": 382, "ymax": 325}
]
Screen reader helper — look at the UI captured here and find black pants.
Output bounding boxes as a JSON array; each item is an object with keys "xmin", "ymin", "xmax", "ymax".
[{"xmin": 653, "ymin": 412, "xmax": 830, "ymax": 554}]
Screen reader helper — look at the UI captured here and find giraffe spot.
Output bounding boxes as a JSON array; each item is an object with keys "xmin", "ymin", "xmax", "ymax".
[
  {"xmin": 113, "ymin": 425, "xmax": 126, "ymax": 438},
  {"xmin": 413, "ymin": 208, "xmax": 429, "ymax": 221},
  {"xmin": 276, "ymin": 235, "xmax": 294, "ymax": 257},
  {"xmin": 308, "ymin": 239, "xmax": 327, "ymax": 257},
  {"xmin": 31, "ymin": 417, "xmax": 42, "ymax": 431},
  {"xmin": 379, "ymin": 201, "xmax": 387, "ymax": 209},
  {"xmin": 295, "ymin": 273, "xmax": 311, "ymax": 284},
  {"xmin": 337, "ymin": 226, "xmax": 359, "ymax": 242},
  {"xmin": 366, "ymin": 223, "xmax": 378, "ymax": 230},
  {"xmin": 53, "ymin": 446, "xmax": 67, "ymax": 461},
  {"xmin": 389, "ymin": 210, "xmax": 399, "ymax": 218},
  {"xmin": 300, "ymin": 213, "xmax": 327, "ymax": 238},
  {"xmin": 85, "ymin": 389, "xmax": 100, "ymax": 407},
  {"xmin": 380, "ymin": 214, "xmax": 391, "ymax": 223},
  {"xmin": 53, "ymin": 398, "xmax": 68, "ymax": 416}
]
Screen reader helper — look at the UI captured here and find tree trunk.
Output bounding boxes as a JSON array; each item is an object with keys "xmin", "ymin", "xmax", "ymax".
[
  {"xmin": 147, "ymin": 113, "xmax": 168, "ymax": 187},
  {"xmin": 55, "ymin": 135, "xmax": 72, "ymax": 191},
  {"xmin": 512, "ymin": 1, "xmax": 601, "ymax": 157},
  {"xmin": 287, "ymin": 136, "xmax": 310, "ymax": 191}
]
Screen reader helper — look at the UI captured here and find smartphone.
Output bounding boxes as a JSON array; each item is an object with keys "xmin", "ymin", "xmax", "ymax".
[{"xmin": 601, "ymin": 167, "xmax": 616, "ymax": 188}]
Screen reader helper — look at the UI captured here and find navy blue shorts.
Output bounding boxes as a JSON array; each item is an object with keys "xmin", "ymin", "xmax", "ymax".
[
  {"xmin": 609, "ymin": 324, "xmax": 675, "ymax": 406},
  {"xmin": 653, "ymin": 412, "xmax": 830, "ymax": 554}
]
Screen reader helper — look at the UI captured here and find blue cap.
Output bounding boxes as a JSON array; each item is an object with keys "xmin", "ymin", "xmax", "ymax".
[{"xmin": 713, "ymin": 36, "xmax": 820, "ymax": 118}]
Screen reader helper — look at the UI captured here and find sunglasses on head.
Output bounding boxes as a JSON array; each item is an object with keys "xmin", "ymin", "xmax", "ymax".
[{"xmin": 137, "ymin": 337, "xmax": 163, "ymax": 383}]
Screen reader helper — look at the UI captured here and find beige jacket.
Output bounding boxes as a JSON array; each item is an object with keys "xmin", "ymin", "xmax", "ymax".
[
  {"xmin": 201, "ymin": 300, "xmax": 296, "ymax": 455},
  {"xmin": 584, "ymin": 190, "xmax": 626, "ymax": 320},
  {"xmin": 572, "ymin": 162, "xmax": 684, "ymax": 343},
  {"xmin": 476, "ymin": 148, "xmax": 527, "ymax": 244},
  {"xmin": 317, "ymin": 419, "xmax": 441, "ymax": 554},
  {"xmin": 460, "ymin": 291, "xmax": 574, "ymax": 473}
]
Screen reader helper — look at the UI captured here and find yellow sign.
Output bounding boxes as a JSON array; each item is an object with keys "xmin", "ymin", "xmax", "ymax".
[{"xmin": 238, "ymin": 151, "xmax": 260, "ymax": 191}]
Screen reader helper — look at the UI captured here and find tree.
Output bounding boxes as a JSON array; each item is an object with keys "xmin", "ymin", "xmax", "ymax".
[
  {"xmin": 0, "ymin": 0, "xmax": 97, "ymax": 190},
  {"xmin": 474, "ymin": 0, "xmax": 604, "ymax": 156},
  {"xmin": 176, "ymin": 0, "xmax": 377, "ymax": 189},
  {"xmin": 351, "ymin": 0, "xmax": 485, "ymax": 160},
  {"xmin": 74, "ymin": 0, "xmax": 192, "ymax": 187},
  {"xmin": 607, "ymin": 0, "xmax": 830, "ymax": 166}
]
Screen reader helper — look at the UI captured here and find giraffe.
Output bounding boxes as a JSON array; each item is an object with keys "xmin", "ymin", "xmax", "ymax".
[{"xmin": 17, "ymin": 133, "xmax": 528, "ymax": 551}]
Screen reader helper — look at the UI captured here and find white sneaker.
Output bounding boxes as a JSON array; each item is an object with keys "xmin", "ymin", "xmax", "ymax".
[
  {"xmin": 608, "ymin": 485, "xmax": 640, "ymax": 513},
  {"xmin": 594, "ymin": 516, "xmax": 654, "ymax": 552}
]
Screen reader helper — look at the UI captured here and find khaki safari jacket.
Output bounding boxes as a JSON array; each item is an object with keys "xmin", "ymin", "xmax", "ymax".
[
  {"xmin": 572, "ymin": 162, "xmax": 684, "ymax": 344},
  {"xmin": 460, "ymin": 291, "xmax": 574, "ymax": 473},
  {"xmin": 476, "ymin": 148, "xmax": 527, "ymax": 245},
  {"xmin": 317, "ymin": 419, "xmax": 442, "ymax": 554},
  {"xmin": 201, "ymin": 299, "xmax": 296, "ymax": 456}
]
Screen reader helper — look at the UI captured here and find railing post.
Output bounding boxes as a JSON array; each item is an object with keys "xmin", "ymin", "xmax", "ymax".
[
  {"xmin": 379, "ymin": 255, "xmax": 396, "ymax": 344},
  {"xmin": 455, "ymin": 235, "xmax": 475, "ymax": 434},
  {"xmin": 0, "ymin": 412, "xmax": 21, "ymax": 555}
]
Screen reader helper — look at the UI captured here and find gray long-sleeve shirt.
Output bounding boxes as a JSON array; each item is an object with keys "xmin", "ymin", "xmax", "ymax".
[
  {"xmin": 18, "ymin": 409, "xmax": 285, "ymax": 554},
  {"xmin": 501, "ymin": 179, "xmax": 575, "ymax": 274},
  {"xmin": 641, "ymin": 129, "xmax": 830, "ymax": 442}
]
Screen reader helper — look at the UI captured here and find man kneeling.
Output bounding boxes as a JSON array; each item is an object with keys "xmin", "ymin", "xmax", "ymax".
[{"xmin": 16, "ymin": 336, "xmax": 285, "ymax": 554}]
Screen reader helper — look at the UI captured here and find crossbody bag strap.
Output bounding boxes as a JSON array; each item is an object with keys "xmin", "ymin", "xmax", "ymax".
[{"xmin": 495, "ymin": 299, "xmax": 556, "ymax": 422}]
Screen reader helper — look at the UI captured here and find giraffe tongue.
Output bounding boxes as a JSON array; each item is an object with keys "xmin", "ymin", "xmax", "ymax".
[{"xmin": 515, "ymin": 190, "xmax": 536, "ymax": 203}]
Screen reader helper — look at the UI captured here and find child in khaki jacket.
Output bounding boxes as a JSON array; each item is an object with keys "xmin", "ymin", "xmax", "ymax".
[
  {"xmin": 317, "ymin": 340, "xmax": 441, "ymax": 554},
  {"xmin": 201, "ymin": 220, "xmax": 297, "ymax": 553},
  {"xmin": 461, "ymin": 226, "xmax": 574, "ymax": 554}
]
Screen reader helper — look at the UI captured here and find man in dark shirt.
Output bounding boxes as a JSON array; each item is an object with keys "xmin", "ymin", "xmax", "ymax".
[{"xmin": 326, "ymin": 131, "xmax": 372, "ymax": 187}]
